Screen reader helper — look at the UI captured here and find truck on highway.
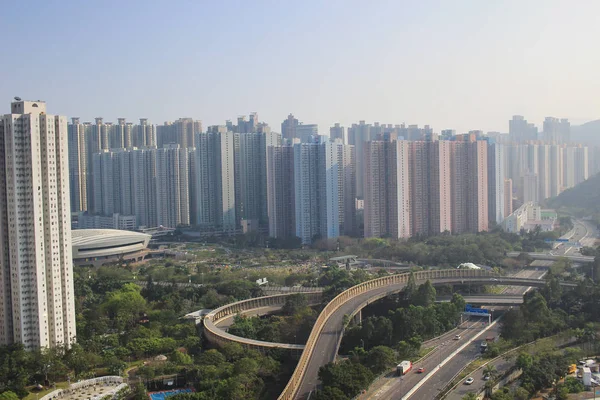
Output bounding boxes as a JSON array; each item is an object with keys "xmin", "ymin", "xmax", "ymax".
[{"xmin": 397, "ymin": 360, "xmax": 412, "ymax": 376}]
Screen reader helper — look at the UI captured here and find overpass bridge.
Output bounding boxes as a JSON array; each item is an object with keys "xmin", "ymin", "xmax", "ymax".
[
  {"xmin": 195, "ymin": 269, "xmax": 574, "ymax": 399},
  {"xmin": 200, "ymin": 290, "xmax": 523, "ymax": 358},
  {"xmin": 276, "ymin": 269, "xmax": 575, "ymax": 400},
  {"xmin": 507, "ymin": 251, "xmax": 595, "ymax": 263},
  {"xmin": 437, "ymin": 294, "xmax": 524, "ymax": 305}
]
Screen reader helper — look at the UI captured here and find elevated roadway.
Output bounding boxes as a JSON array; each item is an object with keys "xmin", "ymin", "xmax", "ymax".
[
  {"xmin": 279, "ymin": 270, "xmax": 575, "ymax": 400},
  {"xmin": 436, "ymin": 294, "xmax": 523, "ymax": 305},
  {"xmin": 507, "ymin": 251, "xmax": 594, "ymax": 263},
  {"xmin": 359, "ymin": 269, "xmax": 545, "ymax": 400}
]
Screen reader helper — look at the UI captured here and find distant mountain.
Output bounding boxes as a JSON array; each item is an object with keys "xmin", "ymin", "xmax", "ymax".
[
  {"xmin": 571, "ymin": 120, "xmax": 600, "ymax": 146},
  {"xmin": 547, "ymin": 172, "xmax": 600, "ymax": 219}
]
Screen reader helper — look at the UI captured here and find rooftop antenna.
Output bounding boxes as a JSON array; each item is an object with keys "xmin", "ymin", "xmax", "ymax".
[{"xmin": 14, "ymin": 96, "xmax": 21, "ymax": 101}]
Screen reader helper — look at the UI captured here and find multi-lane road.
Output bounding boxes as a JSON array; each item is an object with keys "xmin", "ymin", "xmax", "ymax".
[
  {"xmin": 359, "ymin": 269, "xmax": 545, "ymax": 400},
  {"xmin": 365, "ymin": 318, "xmax": 493, "ymax": 400},
  {"xmin": 553, "ymin": 218, "xmax": 598, "ymax": 256}
]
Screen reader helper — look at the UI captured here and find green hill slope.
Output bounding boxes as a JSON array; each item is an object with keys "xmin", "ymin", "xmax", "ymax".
[{"xmin": 547, "ymin": 173, "xmax": 600, "ymax": 220}]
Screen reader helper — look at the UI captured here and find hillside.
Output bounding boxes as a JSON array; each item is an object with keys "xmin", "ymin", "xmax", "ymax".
[
  {"xmin": 547, "ymin": 172, "xmax": 600, "ymax": 220},
  {"xmin": 571, "ymin": 119, "xmax": 600, "ymax": 145}
]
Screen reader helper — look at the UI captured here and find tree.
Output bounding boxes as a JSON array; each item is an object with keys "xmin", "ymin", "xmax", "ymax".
[
  {"xmin": 197, "ymin": 349, "xmax": 226, "ymax": 366},
  {"xmin": 513, "ymin": 387, "xmax": 529, "ymax": 400},
  {"xmin": 170, "ymin": 350, "xmax": 193, "ymax": 365},
  {"xmin": 450, "ymin": 293, "xmax": 466, "ymax": 312},
  {"xmin": 515, "ymin": 353, "xmax": 533, "ymax": 370},
  {"xmin": 483, "ymin": 364, "xmax": 498, "ymax": 380},
  {"xmin": 314, "ymin": 386, "xmax": 348, "ymax": 400},
  {"xmin": 461, "ymin": 394, "xmax": 477, "ymax": 400},
  {"xmin": 0, "ymin": 392, "xmax": 19, "ymax": 400},
  {"xmin": 101, "ymin": 283, "xmax": 147, "ymax": 329},
  {"xmin": 490, "ymin": 389, "xmax": 513, "ymax": 400},
  {"xmin": 405, "ymin": 272, "xmax": 417, "ymax": 300},
  {"xmin": 364, "ymin": 346, "xmax": 395, "ymax": 374},
  {"xmin": 414, "ymin": 280, "xmax": 436, "ymax": 307},
  {"xmin": 318, "ymin": 360, "xmax": 374, "ymax": 398},
  {"xmin": 133, "ymin": 383, "xmax": 148, "ymax": 400},
  {"xmin": 282, "ymin": 294, "xmax": 308, "ymax": 316}
]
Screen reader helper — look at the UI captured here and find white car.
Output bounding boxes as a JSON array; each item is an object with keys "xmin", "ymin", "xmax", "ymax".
[{"xmin": 465, "ymin": 377, "xmax": 474, "ymax": 385}]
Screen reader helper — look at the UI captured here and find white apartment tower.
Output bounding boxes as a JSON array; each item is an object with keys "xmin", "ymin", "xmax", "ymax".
[
  {"xmin": 293, "ymin": 142, "xmax": 321, "ymax": 244},
  {"xmin": 68, "ymin": 118, "xmax": 88, "ymax": 212},
  {"xmin": 319, "ymin": 140, "xmax": 357, "ymax": 239},
  {"xmin": 0, "ymin": 100, "xmax": 76, "ymax": 349},
  {"xmin": 195, "ymin": 130, "xmax": 236, "ymax": 231},
  {"xmin": 156, "ymin": 144, "xmax": 190, "ymax": 227}
]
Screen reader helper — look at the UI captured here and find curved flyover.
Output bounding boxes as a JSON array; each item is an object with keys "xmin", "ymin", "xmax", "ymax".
[
  {"xmin": 277, "ymin": 269, "xmax": 576, "ymax": 400},
  {"xmin": 203, "ymin": 291, "xmax": 323, "ymax": 355}
]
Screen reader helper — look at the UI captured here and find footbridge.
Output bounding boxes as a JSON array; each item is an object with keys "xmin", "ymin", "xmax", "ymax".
[{"xmin": 277, "ymin": 269, "xmax": 576, "ymax": 400}]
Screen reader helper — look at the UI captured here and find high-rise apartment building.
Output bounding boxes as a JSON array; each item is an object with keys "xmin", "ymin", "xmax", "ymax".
[
  {"xmin": 504, "ymin": 179, "xmax": 513, "ymax": 217},
  {"xmin": 173, "ymin": 118, "xmax": 201, "ymax": 149},
  {"xmin": 537, "ymin": 144, "xmax": 551, "ymax": 201},
  {"xmin": 267, "ymin": 145, "xmax": 295, "ymax": 239},
  {"xmin": 156, "ymin": 122, "xmax": 177, "ymax": 148},
  {"xmin": 194, "ymin": 130, "xmax": 236, "ymax": 231},
  {"xmin": 320, "ymin": 141, "xmax": 356, "ymax": 238},
  {"xmin": 115, "ymin": 118, "xmax": 132, "ymax": 148},
  {"xmin": 549, "ymin": 145, "xmax": 563, "ymax": 197},
  {"xmin": 509, "ymin": 115, "xmax": 538, "ymax": 143},
  {"xmin": 573, "ymin": 146, "xmax": 589, "ymax": 186},
  {"xmin": 236, "ymin": 132, "xmax": 281, "ymax": 229},
  {"xmin": 348, "ymin": 121, "xmax": 371, "ymax": 199},
  {"xmin": 132, "ymin": 148, "xmax": 158, "ymax": 228},
  {"xmin": 0, "ymin": 100, "xmax": 76, "ymax": 349},
  {"xmin": 68, "ymin": 118, "xmax": 88, "ymax": 212},
  {"xmin": 451, "ymin": 137, "xmax": 488, "ymax": 233},
  {"xmin": 281, "ymin": 114, "xmax": 298, "ymax": 142},
  {"xmin": 487, "ymin": 142, "xmax": 505, "ymax": 225},
  {"xmin": 522, "ymin": 173, "xmax": 539, "ymax": 203},
  {"xmin": 543, "ymin": 117, "xmax": 570, "ymax": 144},
  {"xmin": 156, "ymin": 144, "xmax": 190, "ymax": 227},
  {"xmin": 330, "ymin": 123, "xmax": 345, "ymax": 143},
  {"xmin": 131, "ymin": 118, "xmax": 156, "ymax": 148},
  {"xmin": 363, "ymin": 141, "xmax": 411, "ymax": 238},
  {"xmin": 296, "ymin": 124, "xmax": 319, "ymax": 143},
  {"xmin": 293, "ymin": 142, "xmax": 321, "ymax": 244}
]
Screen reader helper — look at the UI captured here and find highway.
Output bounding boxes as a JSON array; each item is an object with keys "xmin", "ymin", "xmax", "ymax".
[
  {"xmin": 366, "ymin": 318, "xmax": 492, "ymax": 400},
  {"xmin": 406, "ymin": 321, "xmax": 502, "ymax": 400},
  {"xmin": 358, "ymin": 270, "xmax": 543, "ymax": 400},
  {"xmin": 444, "ymin": 344, "xmax": 513, "ymax": 400},
  {"xmin": 294, "ymin": 274, "xmax": 571, "ymax": 399},
  {"xmin": 552, "ymin": 218, "xmax": 598, "ymax": 256}
]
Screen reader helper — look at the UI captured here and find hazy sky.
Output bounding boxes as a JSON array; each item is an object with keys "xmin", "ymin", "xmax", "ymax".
[{"xmin": 1, "ymin": 0, "xmax": 599, "ymax": 133}]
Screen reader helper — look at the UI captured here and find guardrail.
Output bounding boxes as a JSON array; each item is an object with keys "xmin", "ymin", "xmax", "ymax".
[
  {"xmin": 277, "ymin": 268, "xmax": 496, "ymax": 400},
  {"xmin": 203, "ymin": 291, "xmax": 323, "ymax": 353}
]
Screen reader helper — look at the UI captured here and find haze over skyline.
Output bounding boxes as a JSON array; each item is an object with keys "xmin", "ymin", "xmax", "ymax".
[{"xmin": 2, "ymin": 0, "xmax": 599, "ymax": 133}]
